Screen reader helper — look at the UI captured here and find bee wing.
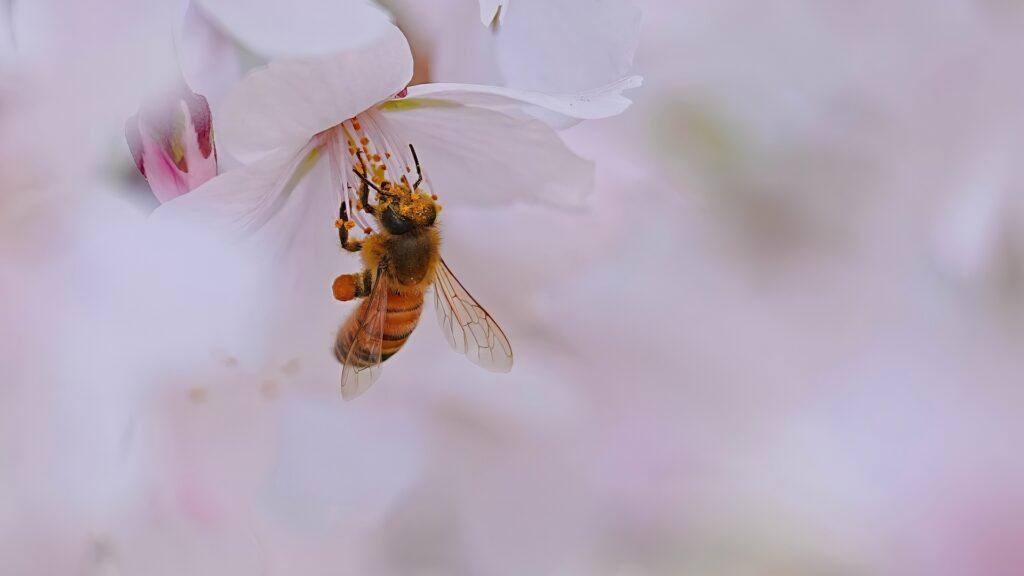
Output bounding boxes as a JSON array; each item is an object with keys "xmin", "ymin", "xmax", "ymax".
[
  {"xmin": 432, "ymin": 257, "xmax": 513, "ymax": 372},
  {"xmin": 339, "ymin": 260, "xmax": 390, "ymax": 399}
]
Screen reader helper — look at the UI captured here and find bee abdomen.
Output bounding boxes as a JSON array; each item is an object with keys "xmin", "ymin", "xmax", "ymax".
[
  {"xmin": 335, "ymin": 290, "xmax": 424, "ymax": 366},
  {"xmin": 379, "ymin": 290, "xmax": 424, "ymax": 360}
]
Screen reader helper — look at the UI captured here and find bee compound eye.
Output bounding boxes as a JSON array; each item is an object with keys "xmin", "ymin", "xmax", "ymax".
[{"xmin": 382, "ymin": 205, "xmax": 413, "ymax": 234}]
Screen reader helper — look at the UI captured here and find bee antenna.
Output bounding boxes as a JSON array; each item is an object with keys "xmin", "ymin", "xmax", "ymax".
[{"xmin": 409, "ymin": 144, "xmax": 423, "ymax": 190}]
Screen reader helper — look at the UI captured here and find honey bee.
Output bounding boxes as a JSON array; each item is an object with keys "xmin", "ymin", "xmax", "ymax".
[{"xmin": 331, "ymin": 144, "xmax": 513, "ymax": 399}]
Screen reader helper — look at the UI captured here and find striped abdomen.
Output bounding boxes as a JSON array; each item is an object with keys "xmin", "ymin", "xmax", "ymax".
[{"xmin": 335, "ymin": 289, "xmax": 425, "ymax": 367}]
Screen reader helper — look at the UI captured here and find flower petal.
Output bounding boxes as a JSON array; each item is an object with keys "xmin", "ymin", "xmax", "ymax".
[
  {"xmin": 381, "ymin": 104, "xmax": 593, "ymax": 206},
  {"xmin": 127, "ymin": 87, "xmax": 219, "ymax": 203},
  {"xmin": 401, "ymin": 76, "xmax": 642, "ymax": 128},
  {"xmin": 220, "ymin": 23, "xmax": 413, "ymax": 162},
  {"xmin": 176, "ymin": 0, "xmax": 242, "ymax": 107},
  {"xmin": 150, "ymin": 141, "xmax": 329, "ymax": 253},
  {"xmin": 195, "ymin": 0, "xmax": 392, "ymax": 58},
  {"xmin": 493, "ymin": 0, "xmax": 641, "ymax": 93}
]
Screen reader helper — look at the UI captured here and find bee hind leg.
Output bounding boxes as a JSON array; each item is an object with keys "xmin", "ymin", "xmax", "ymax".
[{"xmin": 333, "ymin": 269, "xmax": 374, "ymax": 302}]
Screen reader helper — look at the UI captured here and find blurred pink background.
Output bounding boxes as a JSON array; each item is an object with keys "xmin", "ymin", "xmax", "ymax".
[{"xmin": 2, "ymin": 1, "xmax": 1023, "ymax": 574}]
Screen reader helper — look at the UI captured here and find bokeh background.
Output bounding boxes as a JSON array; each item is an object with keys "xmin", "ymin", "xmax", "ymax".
[{"xmin": 3, "ymin": 0, "xmax": 1023, "ymax": 574}]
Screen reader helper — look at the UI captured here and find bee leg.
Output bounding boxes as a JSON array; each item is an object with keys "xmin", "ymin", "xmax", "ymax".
[
  {"xmin": 338, "ymin": 202, "xmax": 362, "ymax": 252},
  {"xmin": 353, "ymin": 149, "xmax": 380, "ymax": 214},
  {"xmin": 358, "ymin": 180, "xmax": 377, "ymax": 215},
  {"xmin": 332, "ymin": 269, "xmax": 374, "ymax": 302}
]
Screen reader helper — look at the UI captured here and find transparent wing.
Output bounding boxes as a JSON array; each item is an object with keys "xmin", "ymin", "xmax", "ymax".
[
  {"xmin": 433, "ymin": 257, "xmax": 513, "ymax": 372},
  {"xmin": 339, "ymin": 259, "xmax": 389, "ymax": 399}
]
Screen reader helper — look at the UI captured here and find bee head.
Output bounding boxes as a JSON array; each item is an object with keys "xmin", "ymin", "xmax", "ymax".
[{"xmin": 378, "ymin": 184, "xmax": 436, "ymax": 235}]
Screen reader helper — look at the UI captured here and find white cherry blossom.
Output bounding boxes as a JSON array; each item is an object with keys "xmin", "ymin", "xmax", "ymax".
[{"xmin": 155, "ymin": 23, "xmax": 640, "ymax": 249}]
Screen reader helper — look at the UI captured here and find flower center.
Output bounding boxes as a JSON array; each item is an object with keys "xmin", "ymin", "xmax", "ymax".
[{"xmin": 319, "ymin": 109, "xmax": 438, "ymax": 234}]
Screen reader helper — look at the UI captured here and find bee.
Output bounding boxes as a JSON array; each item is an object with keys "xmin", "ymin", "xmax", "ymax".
[{"xmin": 331, "ymin": 144, "xmax": 513, "ymax": 399}]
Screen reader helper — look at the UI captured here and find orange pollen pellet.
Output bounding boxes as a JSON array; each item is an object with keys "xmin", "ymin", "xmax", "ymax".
[
  {"xmin": 363, "ymin": 226, "xmax": 373, "ymax": 234},
  {"xmin": 352, "ymin": 121, "xmax": 361, "ymax": 131},
  {"xmin": 360, "ymin": 137, "xmax": 369, "ymax": 146},
  {"xmin": 355, "ymin": 202, "xmax": 364, "ymax": 210},
  {"xmin": 431, "ymin": 194, "xmax": 438, "ymax": 201},
  {"xmin": 380, "ymin": 165, "xmax": 387, "ymax": 171},
  {"xmin": 345, "ymin": 221, "xmax": 356, "ymax": 230},
  {"xmin": 372, "ymin": 154, "xmax": 381, "ymax": 162},
  {"xmin": 334, "ymin": 219, "xmax": 343, "ymax": 228}
]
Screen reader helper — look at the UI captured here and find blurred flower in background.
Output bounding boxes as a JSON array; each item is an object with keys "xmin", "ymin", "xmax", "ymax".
[
  {"xmin": 126, "ymin": 86, "xmax": 218, "ymax": 203},
  {"xmin": 3, "ymin": 1, "xmax": 1024, "ymax": 575}
]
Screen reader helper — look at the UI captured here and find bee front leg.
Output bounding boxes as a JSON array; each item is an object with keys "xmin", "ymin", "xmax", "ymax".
[
  {"xmin": 332, "ymin": 269, "xmax": 374, "ymax": 302},
  {"xmin": 338, "ymin": 202, "xmax": 363, "ymax": 252},
  {"xmin": 359, "ymin": 180, "xmax": 377, "ymax": 215}
]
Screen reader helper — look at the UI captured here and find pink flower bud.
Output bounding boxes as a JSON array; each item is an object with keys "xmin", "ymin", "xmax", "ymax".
[{"xmin": 125, "ymin": 88, "xmax": 217, "ymax": 203}]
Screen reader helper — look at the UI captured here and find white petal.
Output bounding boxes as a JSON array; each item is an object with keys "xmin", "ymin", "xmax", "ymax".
[
  {"xmin": 176, "ymin": 0, "xmax": 241, "ymax": 107},
  {"xmin": 494, "ymin": 0, "xmax": 641, "ymax": 93},
  {"xmin": 478, "ymin": 0, "xmax": 508, "ymax": 27},
  {"xmin": 151, "ymin": 141, "xmax": 332, "ymax": 260},
  {"xmin": 402, "ymin": 76, "xmax": 642, "ymax": 128},
  {"xmin": 150, "ymin": 139, "xmax": 355, "ymax": 375},
  {"xmin": 219, "ymin": 23, "xmax": 413, "ymax": 162},
  {"xmin": 381, "ymin": 104, "xmax": 593, "ymax": 206},
  {"xmin": 195, "ymin": 0, "xmax": 392, "ymax": 58}
]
